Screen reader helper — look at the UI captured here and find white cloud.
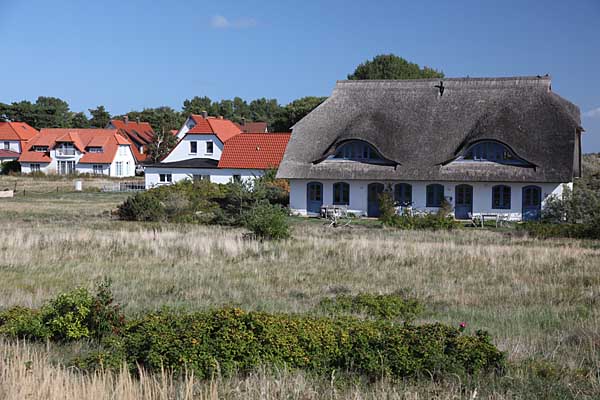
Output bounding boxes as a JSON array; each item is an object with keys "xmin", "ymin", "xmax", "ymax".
[
  {"xmin": 210, "ymin": 15, "xmax": 257, "ymax": 29},
  {"xmin": 583, "ymin": 107, "xmax": 600, "ymax": 118}
]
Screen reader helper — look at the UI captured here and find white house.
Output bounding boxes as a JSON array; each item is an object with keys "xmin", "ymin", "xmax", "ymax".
[
  {"xmin": 0, "ymin": 121, "xmax": 38, "ymax": 162},
  {"xmin": 19, "ymin": 129, "xmax": 136, "ymax": 177},
  {"xmin": 144, "ymin": 114, "xmax": 290, "ymax": 188},
  {"xmin": 277, "ymin": 77, "xmax": 584, "ymax": 221}
]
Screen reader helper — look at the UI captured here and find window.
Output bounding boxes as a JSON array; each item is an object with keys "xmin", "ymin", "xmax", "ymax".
[
  {"xmin": 206, "ymin": 141, "xmax": 214, "ymax": 154},
  {"xmin": 3, "ymin": 142, "xmax": 9, "ymax": 150},
  {"xmin": 116, "ymin": 161, "xmax": 123, "ymax": 176},
  {"xmin": 193, "ymin": 174, "xmax": 210, "ymax": 182},
  {"xmin": 125, "ymin": 162, "xmax": 130, "ymax": 176},
  {"xmin": 461, "ymin": 141, "xmax": 525, "ymax": 164},
  {"xmin": 119, "ymin": 146, "xmax": 127, "ymax": 156},
  {"xmin": 58, "ymin": 160, "xmax": 75, "ymax": 175},
  {"xmin": 333, "ymin": 182, "xmax": 350, "ymax": 205},
  {"xmin": 87, "ymin": 147, "xmax": 103, "ymax": 153},
  {"xmin": 492, "ymin": 185, "xmax": 511, "ymax": 209},
  {"xmin": 426, "ymin": 184, "xmax": 444, "ymax": 207},
  {"xmin": 30, "ymin": 163, "xmax": 41, "ymax": 173},
  {"xmin": 32, "ymin": 146, "xmax": 48, "ymax": 152},
  {"xmin": 57, "ymin": 143, "xmax": 75, "ymax": 156},
  {"xmin": 159, "ymin": 174, "xmax": 172, "ymax": 183},
  {"xmin": 190, "ymin": 141, "xmax": 197, "ymax": 154},
  {"xmin": 92, "ymin": 165, "xmax": 104, "ymax": 175},
  {"xmin": 330, "ymin": 140, "xmax": 383, "ymax": 162},
  {"xmin": 394, "ymin": 183, "xmax": 412, "ymax": 206},
  {"xmin": 233, "ymin": 174, "xmax": 241, "ymax": 183}
]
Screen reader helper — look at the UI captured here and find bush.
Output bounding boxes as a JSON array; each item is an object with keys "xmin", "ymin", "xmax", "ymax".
[
  {"xmin": 117, "ymin": 192, "xmax": 165, "ymax": 221},
  {"xmin": 0, "ymin": 160, "xmax": 21, "ymax": 175},
  {"xmin": 0, "ymin": 282, "xmax": 125, "ymax": 342},
  {"xmin": 518, "ymin": 220, "xmax": 600, "ymax": 240},
  {"xmin": 378, "ymin": 191, "xmax": 397, "ymax": 225},
  {"xmin": 243, "ymin": 201, "xmax": 290, "ymax": 240},
  {"xmin": 542, "ymin": 186, "xmax": 600, "ymax": 224},
  {"xmin": 81, "ymin": 308, "xmax": 504, "ymax": 380},
  {"xmin": 319, "ymin": 292, "xmax": 424, "ymax": 321}
]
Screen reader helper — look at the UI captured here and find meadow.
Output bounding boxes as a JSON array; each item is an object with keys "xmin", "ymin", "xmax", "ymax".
[{"xmin": 0, "ymin": 184, "xmax": 598, "ymax": 399}]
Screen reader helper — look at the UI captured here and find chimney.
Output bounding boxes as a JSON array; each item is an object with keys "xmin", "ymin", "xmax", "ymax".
[
  {"xmin": 241, "ymin": 117, "xmax": 246, "ymax": 126},
  {"xmin": 218, "ymin": 115, "xmax": 224, "ymax": 120},
  {"xmin": 201, "ymin": 110, "xmax": 208, "ymax": 119},
  {"xmin": 123, "ymin": 116, "xmax": 129, "ymax": 124},
  {"xmin": 136, "ymin": 117, "xmax": 140, "ymax": 124}
]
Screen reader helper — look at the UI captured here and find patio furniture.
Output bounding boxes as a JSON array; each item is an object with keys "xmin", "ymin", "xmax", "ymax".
[{"xmin": 320, "ymin": 205, "xmax": 352, "ymax": 228}]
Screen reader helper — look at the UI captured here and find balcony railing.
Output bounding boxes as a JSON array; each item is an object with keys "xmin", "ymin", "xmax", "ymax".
[{"xmin": 56, "ymin": 148, "xmax": 76, "ymax": 156}]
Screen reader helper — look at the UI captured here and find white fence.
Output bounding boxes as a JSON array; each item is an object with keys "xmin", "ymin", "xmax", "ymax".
[{"xmin": 100, "ymin": 181, "xmax": 146, "ymax": 192}]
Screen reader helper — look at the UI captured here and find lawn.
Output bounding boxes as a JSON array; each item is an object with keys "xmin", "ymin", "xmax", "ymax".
[{"xmin": 0, "ymin": 184, "xmax": 598, "ymax": 399}]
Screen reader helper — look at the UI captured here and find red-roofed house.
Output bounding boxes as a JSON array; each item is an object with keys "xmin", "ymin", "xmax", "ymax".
[
  {"xmin": 0, "ymin": 121, "xmax": 39, "ymax": 162},
  {"xmin": 19, "ymin": 129, "xmax": 136, "ymax": 176},
  {"xmin": 145, "ymin": 114, "xmax": 290, "ymax": 188},
  {"xmin": 106, "ymin": 117, "xmax": 155, "ymax": 163}
]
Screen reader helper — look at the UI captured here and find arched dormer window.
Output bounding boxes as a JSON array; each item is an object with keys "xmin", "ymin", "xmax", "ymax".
[
  {"xmin": 458, "ymin": 141, "xmax": 528, "ymax": 165},
  {"xmin": 329, "ymin": 140, "xmax": 384, "ymax": 163}
]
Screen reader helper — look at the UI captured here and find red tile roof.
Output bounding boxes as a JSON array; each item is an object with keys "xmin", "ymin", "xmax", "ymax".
[
  {"xmin": 19, "ymin": 129, "xmax": 133, "ymax": 164},
  {"xmin": 0, "ymin": 149, "xmax": 20, "ymax": 159},
  {"xmin": 109, "ymin": 119, "xmax": 155, "ymax": 144},
  {"xmin": 218, "ymin": 133, "xmax": 291, "ymax": 169},
  {"xmin": 188, "ymin": 115, "xmax": 242, "ymax": 143},
  {"xmin": 239, "ymin": 121, "xmax": 268, "ymax": 133},
  {"xmin": 0, "ymin": 121, "xmax": 38, "ymax": 141}
]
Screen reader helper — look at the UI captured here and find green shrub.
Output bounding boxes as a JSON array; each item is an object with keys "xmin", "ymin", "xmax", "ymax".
[
  {"xmin": 118, "ymin": 192, "xmax": 165, "ymax": 221},
  {"xmin": 542, "ymin": 186, "xmax": 600, "ymax": 224},
  {"xmin": 0, "ymin": 160, "xmax": 21, "ymax": 175},
  {"xmin": 243, "ymin": 201, "xmax": 290, "ymax": 240},
  {"xmin": 518, "ymin": 220, "xmax": 600, "ymax": 240},
  {"xmin": 81, "ymin": 308, "xmax": 504, "ymax": 380},
  {"xmin": 0, "ymin": 282, "xmax": 125, "ymax": 342},
  {"xmin": 378, "ymin": 191, "xmax": 397, "ymax": 225},
  {"xmin": 319, "ymin": 292, "xmax": 424, "ymax": 321}
]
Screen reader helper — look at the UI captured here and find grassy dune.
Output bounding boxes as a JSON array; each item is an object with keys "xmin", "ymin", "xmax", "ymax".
[{"xmin": 0, "ymin": 184, "xmax": 599, "ymax": 398}]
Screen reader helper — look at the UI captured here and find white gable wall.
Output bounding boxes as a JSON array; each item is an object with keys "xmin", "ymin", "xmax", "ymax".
[
  {"xmin": 108, "ymin": 145, "xmax": 136, "ymax": 177},
  {"xmin": 144, "ymin": 167, "xmax": 265, "ymax": 189},
  {"xmin": 163, "ymin": 134, "xmax": 223, "ymax": 163},
  {"xmin": 1, "ymin": 140, "xmax": 22, "ymax": 153}
]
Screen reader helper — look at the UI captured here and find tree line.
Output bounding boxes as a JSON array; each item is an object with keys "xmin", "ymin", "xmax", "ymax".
[{"xmin": 0, "ymin": 55, "xmax": 443, "ymax": 134}]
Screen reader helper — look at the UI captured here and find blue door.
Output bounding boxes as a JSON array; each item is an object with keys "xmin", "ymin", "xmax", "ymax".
[
  {"xmin": 522, "ymin": 186, "xmax": 542, "ymax": 221},
  {"xmin": 367, "ymin": 183, "xmax": 384, "ymax": 217},
  {"xmin": 454, "ymin": 184, "xmax": 473, "ymax": 219},
  {"xmin": 306, "ymin": 182, "xmax": 323, "ymax": 214}
]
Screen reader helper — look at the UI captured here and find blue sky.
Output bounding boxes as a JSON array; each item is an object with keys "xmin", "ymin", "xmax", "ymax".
[{"xmin": 1, "ymin": 0, "xmax": 599, "ymax": 152}]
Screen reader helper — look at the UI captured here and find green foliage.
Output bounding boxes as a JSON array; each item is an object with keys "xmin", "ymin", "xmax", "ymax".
[
  {"xmin": 242, "ymin": 201, "xmax": 290, "ymax": 240},
  {"xmin": 0, "ymin": 282, "xmax": 124, "ymax": 342},
  {"xmin": 81, "ymin": 308, "xmax": 504, "ymax": 380},
  {"xmin": 383, "ymin": 212, "xmax": 461, "ymax": 231},
  {"xmin": 117, "ymin": 191, "xmax": 166, "ymax": 221},
  {"xmin": 121, "ymin": 107, "xmax": 185, "ymax": 135},
  {"xmin": 146, "ymin": 129, "xmax": 179, "ymax": 163},
  {"xmin": 378, "ymin": 191, "xmax": 397, "ymax": 224},
  {"xmin": 88, "ymin": 105, "xmax": 111, "ymax": 128},
  {"xmin": 1, "ymin": 160, "xmax": 21, "ymax": 175},
  {"xmin": 348, "ymin": 54, "xmax": 444, "ymax": 80},
  {"xmin": 319, "ymin": 292, "xmax": 424, "ymax": 322},
  {"xmin": 518, "ymin": 220, "xmax": 600, "ymax": 240},
  {"xmin": 271, "ymin": 96, "xmax": 327, "ymax": 132},
  {"xmin": 542, "ymin": 186, "xmax": 600, "ymax": 224}
]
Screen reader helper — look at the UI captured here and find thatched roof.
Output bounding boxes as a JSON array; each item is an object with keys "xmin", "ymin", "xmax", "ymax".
[{"xmin": 277, "ymin": 76, "xmax": 581, "ymax": 182}]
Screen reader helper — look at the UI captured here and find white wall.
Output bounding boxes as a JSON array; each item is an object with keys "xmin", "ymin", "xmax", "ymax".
[
  {"xmin": 163, "ymin": 134, "xmax": 223, "ymax": 163},
  {"xmin": 77, "ymin": 164, "xmax": 111, "ymax": 175},
  {"xmin": 290, "ymin": 179, "xmax": 569, "ymax": 219},
  {"xmin": 145, "ymin": 167, "xmax": 264, "ymax": 189},
  {"xmin": 20, "ymin": 163, "xmax": 51, "ymax": 174},
  {"xmin": 109, "ymin": 145, "xmax": 136, "ymax": 177},
  {"xmin": 2, "ymin": 140, "xmax": 21, "ymax": 153}
]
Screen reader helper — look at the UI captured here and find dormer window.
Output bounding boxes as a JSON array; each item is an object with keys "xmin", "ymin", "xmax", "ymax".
[
  {"xmin": 32, "ymin": 146, "xmax": 48, "ymax": 152},
  {"xmin": 323, "ymin": 140, "xmax": 393, "ymax": 165},
  {"xmin": 87, "ymin": 147, "xmax": 103, "ymax": 153},
  {"xmin": 458, "ymin": 141, "xmax": 529, "ymax": 165}
]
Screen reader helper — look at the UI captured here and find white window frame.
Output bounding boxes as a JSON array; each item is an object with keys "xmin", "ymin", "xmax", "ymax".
[
  {"xmin": 206, "ymin": 141, "xmax": 213, "ymax": 154},
  {"xmin": 92, "ymin": 164, "xmax": 104, "ymax": 175},
  {"xmin": 116, "ymin": 161, "xmax": 123, "ymax": 176},
  {"xmin": 119, "ymin": 146, "xmax": 127, "ymax": 156},
  {"xmin": 159, "ymin": 173, "xmax": 172, "ymax": 183},
  {"xmin": 3, "ymin": 142, "xmax": 9, "ymax": 150},
  {"xmin": 30, "ymin": 163, "xmax": 41, "ymax": 172},
  {"xmin": 190, "ymin": 141, "xmax": 197, "ymax": 154}
]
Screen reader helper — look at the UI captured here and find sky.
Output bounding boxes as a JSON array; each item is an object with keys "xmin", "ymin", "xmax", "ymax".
[{"xmin": 1, "ymin": 0, "xmax": 599, "ymax": 152}]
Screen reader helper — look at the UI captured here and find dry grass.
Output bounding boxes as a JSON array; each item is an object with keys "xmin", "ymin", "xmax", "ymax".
[{"xmin": 0, "ymin": 185, "xmax": 599, "ymax": 398}]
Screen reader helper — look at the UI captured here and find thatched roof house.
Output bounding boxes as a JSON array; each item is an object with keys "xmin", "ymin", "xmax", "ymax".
[{"xmin": 278, "ymin": 76, "xmax": 583, "ymax": 219}]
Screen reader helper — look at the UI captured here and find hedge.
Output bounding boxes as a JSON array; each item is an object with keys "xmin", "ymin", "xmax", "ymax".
[
  {"xmin": 80, "ymin": 308, "xmax": 504, "ymax": 380},
  {"xmin": 518, "ymin": 222, "xmax": 600, "ymax": 240}
]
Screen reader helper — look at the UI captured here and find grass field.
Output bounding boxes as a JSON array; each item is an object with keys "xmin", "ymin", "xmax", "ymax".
[{"xmin": 0, "ymin": 181, "xmax": 599, "ymax": 399}]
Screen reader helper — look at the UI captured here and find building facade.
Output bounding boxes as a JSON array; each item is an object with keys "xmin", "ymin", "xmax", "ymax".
[
  {"xmin": 0, "ymin": 121, "xmax": 38, "ymax": 162},
  {"xmin": 19, "ymin": 129, "xmax": 136, "ymax": 177},
  {"xmin": 277, "ymin": 77, "xmax": 583, "ymax": 220}
]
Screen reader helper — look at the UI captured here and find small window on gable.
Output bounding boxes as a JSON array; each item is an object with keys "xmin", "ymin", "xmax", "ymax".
[
  {"xmin": 329, "ymin": 140, "xmax": 385, "ymax": 163},
  {"xmin": 460, "ymin": 141, "xmax": 526, "ymax": 165},
  {"xmin": 190, "ymin": 141, "xmax": 197, "ymax": 154},
  {"xmin": 206, "ymin": 141, "xmax": 214, "ymax": 154}
]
